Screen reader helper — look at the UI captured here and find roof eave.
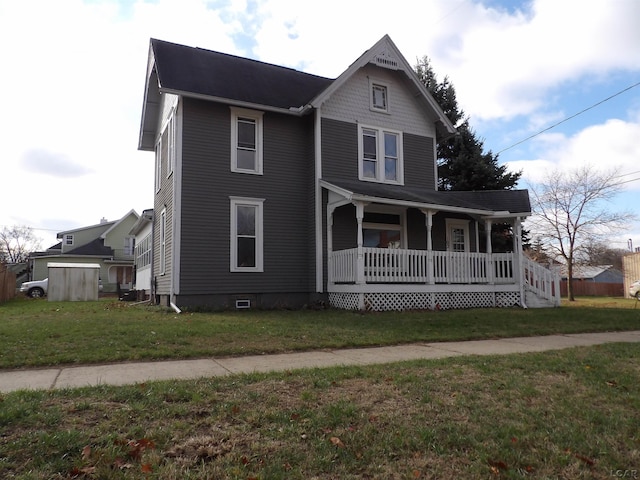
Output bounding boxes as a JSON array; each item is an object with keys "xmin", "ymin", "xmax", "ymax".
[
  {"xmin": 320, "ymin": 180, "xmax": 498, "ymax": 216},
  {"xmin": 160, "ymin": 88, "xmax": 313, "ymax": 117}
]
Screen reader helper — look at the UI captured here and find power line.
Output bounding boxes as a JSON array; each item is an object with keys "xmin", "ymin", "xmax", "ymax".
[{"xmin": 496, "ymin": 81, "xmax": 640, "ymax": 155}]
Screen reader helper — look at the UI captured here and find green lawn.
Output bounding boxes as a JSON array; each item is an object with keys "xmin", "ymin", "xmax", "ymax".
[
  {"xmin": 0, "ymin": 296, "xmax": 638, "ymax": 369},
  {"xmin": 1, "ymin": 343, "xmax": 638, "ymax": 479}
]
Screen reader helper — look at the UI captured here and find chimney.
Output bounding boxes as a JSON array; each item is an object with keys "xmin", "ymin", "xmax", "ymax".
[{"xmin": 100, "ymin": 217, "xmax": 108, "ymax": 224}]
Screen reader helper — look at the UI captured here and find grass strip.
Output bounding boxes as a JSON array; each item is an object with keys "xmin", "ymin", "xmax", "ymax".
[
  {"xmin": 1, "ymin": 296, "xmax": 639, "ymax": 368},
  {"xmin": 1, "ymin": 342, "xmax": 638, "ymax": 478}
]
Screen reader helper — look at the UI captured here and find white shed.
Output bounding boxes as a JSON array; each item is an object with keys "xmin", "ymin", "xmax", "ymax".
[{"xmin": 47, "ymin": 262, "xmax": 101, "ymax": 301}]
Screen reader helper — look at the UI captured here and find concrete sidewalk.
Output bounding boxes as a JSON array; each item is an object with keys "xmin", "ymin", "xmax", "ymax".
[{"xmin": 2, "ymin": 331, "xmax": 640, "ymax": 393}]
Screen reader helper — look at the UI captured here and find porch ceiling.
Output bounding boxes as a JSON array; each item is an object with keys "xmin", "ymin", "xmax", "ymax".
[{"xmin": 321, "ymin": 178, "xmax": 531, "ymax": 217}]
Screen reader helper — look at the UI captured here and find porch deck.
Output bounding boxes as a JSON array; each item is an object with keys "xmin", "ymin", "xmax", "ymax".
[{"xmin": 327, "ymin": 248, "xmax": 559, "ymax": 311}]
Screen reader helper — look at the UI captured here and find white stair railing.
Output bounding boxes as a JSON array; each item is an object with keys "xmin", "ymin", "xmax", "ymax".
[{"xmin": 522, "ymin": 257, "xmax": 561, "ymax": 306}]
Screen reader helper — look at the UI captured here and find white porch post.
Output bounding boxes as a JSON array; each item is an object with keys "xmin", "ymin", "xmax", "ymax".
[
  {"xmin": 485, "ymin": 219, "xmax": 494, "ymax": 285},
  {"xmin": 513, "ymin": 217, "xmax": 525, "ymax": 306},
  {"xmin": 421, "ymin": 209, "xmax": 435, "ymax": 285},
  {"xmin": 326, "ymin": 205, "xmax": 335, "ymax": 285},
  {"xmin": 355, "ymin": 202, "xmax": 366, "ymax": 285}
]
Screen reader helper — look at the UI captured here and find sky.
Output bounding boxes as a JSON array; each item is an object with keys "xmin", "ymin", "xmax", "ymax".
[{"xmin": 1, "ymin": 0, "xmax": 639, "ymax": 253}]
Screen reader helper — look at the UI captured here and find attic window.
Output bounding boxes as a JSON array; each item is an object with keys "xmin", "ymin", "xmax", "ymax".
[
  {"xmin": 64, "ymin": 234, "xmax": 74, "ymax": 246},
  {"xmin": 370, "ymin": 79, "xmax": 389, "ymax": 113}
]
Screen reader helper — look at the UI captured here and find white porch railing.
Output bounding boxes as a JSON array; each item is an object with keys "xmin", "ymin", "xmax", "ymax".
[
  {"xmin": 329, "ymin": 248, "xmax": 515, "ymax": 285},
  {"xmin": 523, "ymin": 257, "xmax": 561, "ymax": 305}
]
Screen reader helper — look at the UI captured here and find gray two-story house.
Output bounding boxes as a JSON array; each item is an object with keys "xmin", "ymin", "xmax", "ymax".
[{"xmin": 138, "ymin": 35, "xmax": 559, "ymax": 310}]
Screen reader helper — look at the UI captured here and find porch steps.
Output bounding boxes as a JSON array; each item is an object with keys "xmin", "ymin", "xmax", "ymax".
[{"xmin": 524, "ymin": 288, "xmax": 559, "ymax": 308}]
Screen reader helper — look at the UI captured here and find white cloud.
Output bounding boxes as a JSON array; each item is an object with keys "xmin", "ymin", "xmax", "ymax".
[
  {"xmin": 1, "ymin": 0, "xmax": 639, "ymax": 247},
  {"xmin": 507, "ymin": 118, "xmax": 640, "ymax": 188}
]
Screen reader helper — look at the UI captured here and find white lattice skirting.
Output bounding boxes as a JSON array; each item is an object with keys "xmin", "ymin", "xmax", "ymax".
[{"xmin": 329, "ymin": 291, "xmax": 521, "ymax": 311}]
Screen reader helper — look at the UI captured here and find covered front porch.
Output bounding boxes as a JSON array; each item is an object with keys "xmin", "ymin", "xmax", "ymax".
[{"xmin": 322, "ymin": 180, "xmax": 559, "ymax": 311}]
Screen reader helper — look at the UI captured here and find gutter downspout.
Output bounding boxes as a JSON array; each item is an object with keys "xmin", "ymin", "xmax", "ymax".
[{"xmin": 170, "ymin": 301, "xmax": 182, "ymax": 314}]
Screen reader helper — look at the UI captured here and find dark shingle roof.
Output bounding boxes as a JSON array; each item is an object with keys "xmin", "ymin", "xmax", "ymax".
[
  {"xmin": 151, "ymin": 39, "xmax": 334, "ymax": 110},
  {"xmin": 323, "ymin": 178, "xmax": 531, "ymax": 215},
  {"xmin": 65, "ymin": 239, "xmax": 113, "ymax": 257}
]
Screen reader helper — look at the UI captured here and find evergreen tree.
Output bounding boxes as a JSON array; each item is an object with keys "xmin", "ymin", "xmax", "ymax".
[{"xmin": 415, "ymin": 56, "xmax": 526, "ymax": 251}]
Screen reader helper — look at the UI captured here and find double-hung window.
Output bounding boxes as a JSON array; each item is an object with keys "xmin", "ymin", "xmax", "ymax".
[
  {"xmin": 165, "ymin": 111, "xmax": 175, "ymax": 177},
  {"xmin": 359, "ymin": 125, "xmax": 403, "ymax": 184},
  {"xmin": 231, "ymin": 107, "xmax": 263, "ymax": 174},
  {"xmin": 159, "ymin": 209, "xmax": 166, "ymax": 275},
  {"xmin": 230, "ymin": 197, "xmax": 264, "ymax": 272}
]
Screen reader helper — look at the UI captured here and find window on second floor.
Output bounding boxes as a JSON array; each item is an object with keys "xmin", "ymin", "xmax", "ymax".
[
  {"xmin": 358, "ymin": 125, "xmax": 403, "ymax": 185},
  {"xmin": 231, "ymin": 107, "xmax": 263, "ymax": 175},
  {"xmin": 166, "ymin": 111, "xmax": 176, "ymax": 177},
  {"xmin": 64, "ymin": 234, "xmax": 74, "ymax": 246},
  {"xmin": 155, "ymin": 137, "xmax": 162, "ymax": 193}
]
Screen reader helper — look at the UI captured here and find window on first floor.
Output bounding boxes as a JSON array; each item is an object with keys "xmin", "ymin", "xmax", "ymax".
[
  {"xmin": 362, "ymin": 211, "xmax": 404, "ymax": 249},
  {"xmin": 134, "ymin": 234, "xmax": 152, "ymax": 269},
  {"xmin": 159, "ymin": 209, "xmax": 166, "ymax": 274},
  {"xmin": 359, "ymin": 125, "xmax": 403, "ymax": 184},
  {"xmin": 230, "ymin": 197, "xmax": 264, "ymax": 272}
]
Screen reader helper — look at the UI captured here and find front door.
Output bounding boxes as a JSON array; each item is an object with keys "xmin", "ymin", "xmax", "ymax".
[{"xmin": 446, "ymin": 219, "xmax": 470, "ymax": 282}]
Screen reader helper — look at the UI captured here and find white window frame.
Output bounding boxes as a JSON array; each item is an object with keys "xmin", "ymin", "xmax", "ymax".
[
  {"xmin": 166, "ymin": 110, "xmax": 176, "ymax": 177},
  {"xmin": 155, "ymin": 137, "xmax": 162, "ymax": 193},
  {"xmin": 230, "ymin": 107, "xmax": 264, "ymax": 175},
  {"xmin": 64, "ymin": 234, "xmax": 74, "ymax": 246},
  {"xmin": 369, "ymin": 78, "xmax": 390, "ymax": 113},
  {"xmin": 230, "ymin": 197, "xmax": 264, "ymax": 272},
  {"xmin": 159, "ymin": 209, "xmax": 167, "ymax": 275},
  {"xmin": 358, "ymin": 124, "xmax": 404, "ymax": 185}
]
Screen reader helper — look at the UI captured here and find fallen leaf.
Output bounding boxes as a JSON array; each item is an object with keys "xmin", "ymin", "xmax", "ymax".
[
  {"xmin": 488, "ymin": 459, "xmax": 508, "ymax": 471},
  {"xmin": 81, "ymin": 445, "xmax": 92, "ymax": 460},
  {"xmin": 330, "ymin": 436, "xmax": 345, "ymax": 448},
  {"xmin": 413, "ymin": 469, "xmax": 422, "ymax": 478},
  {"xmin": 113, "ymin": 458, "xmax": 133, "ymax": 470},
  {"xmin": 606, "ymin": 380, "xmax": 618, "ymax": 387},
  {"xmin": 574, "ymin": 453, "xmax": 595, "ymax": 466},
  {"xmin": 510, "ymin": 437, "xmax": 518, "ymax": 443},
  {"xmin": 141, "ymin": 463, "xmax": 153, "ymax": 473}
]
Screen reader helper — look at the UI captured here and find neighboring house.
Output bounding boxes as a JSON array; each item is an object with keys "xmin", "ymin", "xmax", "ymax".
[
  {"xmin": 29, "ymin": 210, "xmax": 139, "ymax": 293},
  {"xmin": 559, "ymin": 265, "xmax": 623, "ymax": 284},
  {"xmin": 138, "ymin": 34, "xmax": 559, "ymax": 310},
  {"xmin": 130, "ymin": 208, "xmax": 154, "ymax": 298}
]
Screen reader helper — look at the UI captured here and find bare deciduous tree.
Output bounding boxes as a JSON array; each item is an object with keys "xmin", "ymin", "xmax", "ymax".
[
  {"xmin": 529, "ymin": 165, "xmax": 634, "ymax": 301},
  {"xmin": 0, "ymin": 225, "xmax": 42, "ymax": 264}
]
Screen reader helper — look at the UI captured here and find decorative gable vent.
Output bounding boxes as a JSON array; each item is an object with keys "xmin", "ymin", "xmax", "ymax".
[{"xmin": 373, "ymin": 48, "xmax": 399, "ymax": 70}]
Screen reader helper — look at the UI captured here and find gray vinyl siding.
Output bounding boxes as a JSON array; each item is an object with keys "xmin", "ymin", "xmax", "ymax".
[
  {"xmin": 178, "ymin": 98, "xmax": 314, "ymax": 300},
  {"xmin": 404, "ymin": 133, "xmax": 435, "ymax": 189},
  {"xmin": 321, "ymin": 118, "xmax": 358, "ymax": 180}
]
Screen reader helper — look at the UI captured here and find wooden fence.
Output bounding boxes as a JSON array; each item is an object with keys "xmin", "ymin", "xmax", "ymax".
[
  {"xmin": 0, "ymin": 263, "xmax": 17, "ymax": 303},
  {"xmin": 560, "ymin": 280, "xmax": 624, "ymax": 297}
]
